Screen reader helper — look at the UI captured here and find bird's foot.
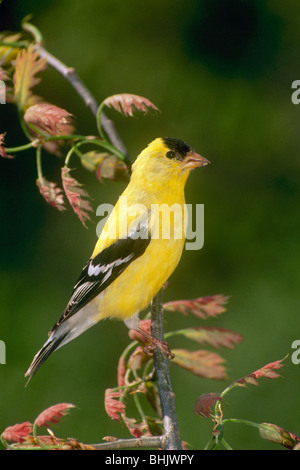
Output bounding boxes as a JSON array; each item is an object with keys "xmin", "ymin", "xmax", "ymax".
[
  {"xmin": 143, "ymin": 339, "xmax": 175, "ymax": 359},
  {"xmin": 135, "ymin": 327, "xmax": 175, "ymax": 359}
]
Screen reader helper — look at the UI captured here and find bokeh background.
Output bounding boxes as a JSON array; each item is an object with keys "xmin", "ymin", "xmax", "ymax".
[{"xmin": 0, "ymin": 0, "xmax": 299, "ymax": 450}]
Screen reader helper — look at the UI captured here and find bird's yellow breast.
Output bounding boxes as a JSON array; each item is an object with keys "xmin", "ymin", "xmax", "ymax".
[
  {"xmin": 97, "ymin": 236, "xmax": 185, "ymax": 320},
  {"xmin": 92, "ymin": 171, "xmax": 188, "ymax": 321}
]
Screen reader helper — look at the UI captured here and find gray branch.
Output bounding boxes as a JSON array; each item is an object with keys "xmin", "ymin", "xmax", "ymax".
[
  {"xmin": 90, "ymin": 435, "xmax": 164, "ymax": 450},
  {"xmin": 151, "ymin": 290, "xmax": 182, "ymax": 450},
  {"xmin": 34, "ymin": 45, "xmax": 128, "ymax": 156}
]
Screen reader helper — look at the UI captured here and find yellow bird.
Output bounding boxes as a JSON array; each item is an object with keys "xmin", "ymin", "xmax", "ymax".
[{"xmin": 25, "ymin": 137, "xmax": 210, "ymax": 384}]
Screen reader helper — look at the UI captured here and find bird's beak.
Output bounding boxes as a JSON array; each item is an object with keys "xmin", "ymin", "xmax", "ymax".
[{"xmin": 181, "ymin": 151, "xmax": 211, "ymax": 170}]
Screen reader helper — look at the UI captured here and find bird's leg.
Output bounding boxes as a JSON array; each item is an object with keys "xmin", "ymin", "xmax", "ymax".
[{"xmin": 134, "ymin": 327, "xmax": 175, "ymax": 359}]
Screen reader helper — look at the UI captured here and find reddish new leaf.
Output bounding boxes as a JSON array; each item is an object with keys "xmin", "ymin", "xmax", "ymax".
[
  {"xmin": 234, "ymin": 358, "xmax": 285, "ymax": 387},
  {"xmin": 80, "ymin": 151, "xmax": 128, "ymax": 182},
  {"xmin": 177, "ymin": 326, "xmax": 243, "ymax": 349},
  {"xmin": 117, "ymin": 356, "xmax": 126, "ymax": 387},
  {"xmin": 0, "ymin": 133, "xmax": 13, "ymax": 159},
  {"xmin": 104, "ymin": 388, "xmax": 125, "ymax": 422},
  {"xmin": 259, "ymin": 423, "xmax": 300, "ymax": 449},
  {"xmin": 172, "ymin": 349, "xmax": 227, "ymax": 380},
  {"xmin": 2, "ymin": 421, "xmax": 32, "ymax": 443},
  {"xmin": 194, "ymin": 393, "xmax": 222, "ymax": 418},
  {"xmin": 96, "ymin": 155, "xmax": 128, "ymax": 182},
  {"xmin": 34, "ymin": 403, "xmax": 76, "ymax": 427},
  {"xmin": 13, "ymin": 44, "xmax": 47, "ymax": 109},
  {"xmin": 128, "ymin": 345, "xmax": 149, "ymax": 372},
  {"xmin": 103, "ymin": 93, "xmax": 159, "ymax": 117},
  {"xmin": 61, "ymin": 167, "xmax": 93, "ymax": 227},
  {"xmin": 164, "ymin": 295, "xmax": 229, "ymax": 319},
  {"xmin": 24, "ymin": 103, "xmax": 74, "ymax": 136},
  {"xmin": 122, "ymin": 416, "xmax": 147, "ymax": 438},
  {"xmin": 36, "ymin": 178, "xmax": 66, "ymax": 211},
  {"xmin": 0, "ymin": 33, "xmax": 22, "ymax": 67}
]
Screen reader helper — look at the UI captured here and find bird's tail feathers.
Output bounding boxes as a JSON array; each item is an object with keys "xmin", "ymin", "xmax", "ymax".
[{"xmin": 25, "ymin": 332, "xmax": 68, "ymax": 386}]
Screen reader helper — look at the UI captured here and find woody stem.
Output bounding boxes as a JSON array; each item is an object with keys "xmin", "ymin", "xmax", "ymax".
[{"xmin": 150, "ymin": 289, "xmax": 182, "ymax": 450}]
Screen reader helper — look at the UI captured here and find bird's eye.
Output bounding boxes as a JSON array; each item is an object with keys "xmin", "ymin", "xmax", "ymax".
[{"xmin": 166, "ymin": 150, "xmax": 176, "ymax": 159}]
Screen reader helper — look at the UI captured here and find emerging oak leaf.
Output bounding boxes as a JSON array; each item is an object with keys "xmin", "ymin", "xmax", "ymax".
[
  {"xmin": 176, "ymin": 326, "xmax": 243, "ymax": 349},
  {"xmin": 80, "ymin": 151, "xmax": 128, "ymax": 182},
  {"xmin": 80, "ymin": 150, "xmax": 111, "ymax": 172},
  {"xmin": 34, "ymin": 403, "xmax": 76, "ymax": 428},
  {"xmin": 0, "ymin": 33, "xmax": 21, "ymax": 66},
  {"xmin": 128, "ymin": 345, "xmax": 149, "ymax": 372},
  {"xmin": 117, "ymin": 356, "xmax": 126, "ymax": 387},
  {"xmin": 36, "ymin": 178, "xmax": 66, "ymax": 211},
  {"xmin": 259, "ymin": 423, "xmax": 300, "ymax": 449},
  {"xmin": 194, "ymin": 393, "xmax": 222, "ymax": 418},
  {"xmin": 2, "ymin": 421, "xmax": 32, "ymax": 443},
  {"xmin": 104, "ymin": 388, "xmax": 125, "ymax": 422},
  {"xmin": 172, "ymin": 349, "xmax": 227, "ymax": 380},
  {"xmin": 103, "ymin": 93, "xmax": 159, "ymax": 117},
  {"xmin": 24, "ymin": 103, "xmax": 74, "ymax": 136},
  {"xmin": 122, "ymin": 416, "xmax": 146, "ymax": 438},
  {"xmin": 164, "ymin": 295, "xmax": 229, "ymax": 319},
  {"xmin": 61, "ymin": 167, "xmax": 93, "ymax": 227},
  {"xmin": 95, "ymin": 155, "xmax": 128, "ymax": 182},
  {"xmin": 234, "ymin": 358, "xmax": 285, "ymax": 387},
  {"xmin": 0, "ymin": 133, "xmax": 13, "ymax": 159},
  {"xmin": 13, "ymin": 44, "xmax": 47, "ymax": 109}
]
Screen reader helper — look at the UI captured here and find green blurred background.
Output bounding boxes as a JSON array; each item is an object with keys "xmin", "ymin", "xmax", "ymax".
[{"xmin": 0, "ymin": 0, "xmax": 299, "ymax": 450}]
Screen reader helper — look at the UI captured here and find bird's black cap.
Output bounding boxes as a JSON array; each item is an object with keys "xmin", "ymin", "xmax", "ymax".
[{"xmin": 162, "ymin": 137, "xmax": 192, "ymax": 157}]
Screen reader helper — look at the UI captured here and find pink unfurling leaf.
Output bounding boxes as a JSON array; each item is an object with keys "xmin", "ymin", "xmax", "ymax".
[
  {"xmin": 36, "ymin": 178, "xmax": 66, "ymax": 211},
  {"xmin": 24, "ymin": 103, "xmax": 74, "ymax": 136},
  {"xmin": 194, "ymin": 393, "xmax": 222, "ymax": 418},
  {"xmin": 172, "ymin": 349, "xmax": 227, "ymax": 380},
  {"xmin": 122, "ymin": 416, "xmax": 146, "ymax": 438},
  {"xmin": 61, "ymin": 167, "xmax": 93, "ymax": 227},
  {"xmin": 164, "ymin": 295, "xmax": 229, "ymax": 319},
  {"xmin": 117, "ymin": 356, "xmax": 126, "ymax": 387},
  {"xmin": 34, "ymin": 403, "xmax": 76, "ymax": 428},
  {"xmin": 104, "ymin": 388, "xmax": 125, "ymax": 422},
  {"xmin": 0, "ymin": 133, "xmax": 13, "ymax": 158},
  {"xmin": 2, "ymin": 421, "xmax": 32, "ymax": 443},
  {"xmin": 128, "ymin": 345, "xmax": 149, "ymax": 372},
  {"xmin": 176, "ymin": 326, "xmax": 243, "ymax": 349},
  {"xmin": 234, "ymin": 358, "xmax": 285, "ymax": 387},
  {"xmin": 103, "ymin": 93, "xmax": 159, "ymax": 117}
]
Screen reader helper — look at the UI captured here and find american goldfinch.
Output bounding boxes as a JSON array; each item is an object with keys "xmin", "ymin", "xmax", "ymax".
[{"xmin": 25, "ymin": 137, "xmax": 210, "ymax": 384}]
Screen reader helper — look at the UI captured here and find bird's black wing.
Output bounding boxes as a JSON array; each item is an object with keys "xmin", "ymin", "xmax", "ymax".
[{"xmin": 50, "ymin": 212, "xmax": 151, "ymax": 333}]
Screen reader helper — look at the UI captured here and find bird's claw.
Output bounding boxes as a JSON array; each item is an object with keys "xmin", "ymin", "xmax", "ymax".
[{"xmin": 143, "ymin": 339, "xmax": 175, "ymax": 359}]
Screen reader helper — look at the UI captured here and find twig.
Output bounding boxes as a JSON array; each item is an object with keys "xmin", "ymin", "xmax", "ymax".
[
  {"xmin": 151, "ymin": 290, "xmax": 182, "ymax": 450},
  {"xmin": 90, "ymin": 435, "xmax": 164, "ymax": 450},
  {"xmin": 33, "ymin": 44, "xmax": 128, "ymax": 156}
]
